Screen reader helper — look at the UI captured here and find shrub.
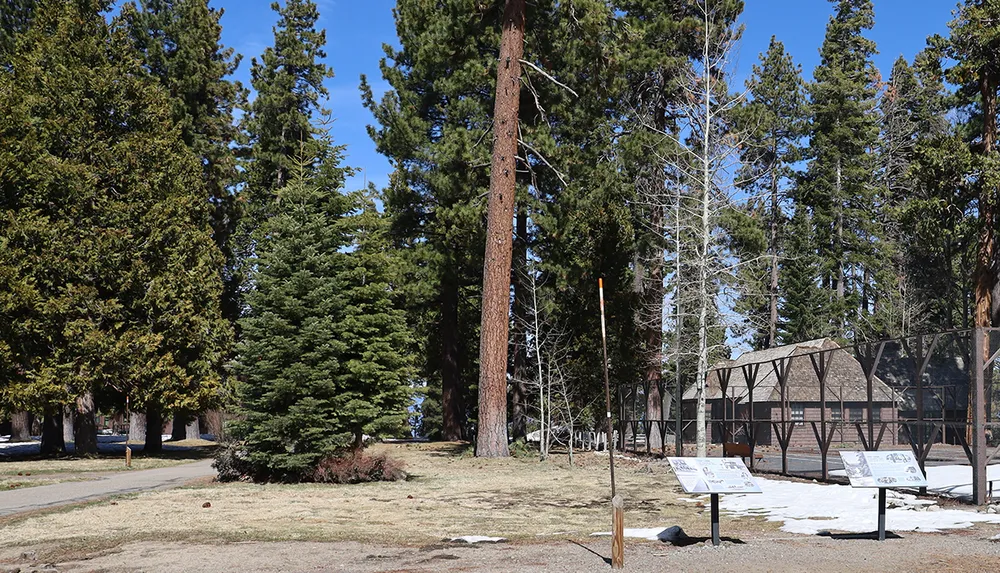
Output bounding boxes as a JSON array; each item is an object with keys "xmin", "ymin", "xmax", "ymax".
[
  {"xmin": 213, "ymin": 442, "xmax": 254, "ymax": 482},
  {"xmin": 312, "ymin": 451, "xmax": 407, "ymax": 484}
]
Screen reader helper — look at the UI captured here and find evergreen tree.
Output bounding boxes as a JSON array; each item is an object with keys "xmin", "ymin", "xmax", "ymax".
[
  {"xmin": 0, "ymin": 0, "xmax": 229, "ymax": 455},
  {"xmin": 614, "ymin": 0, "xmax": 697, "ymax": 447},
  {"xmin": 123, "ymin": 0, "xmax": 246, "ymax": 332},
  {"xmin": 938, "ymin": 0, "xmax": 1000, "ymax": 329},
  {"xmin": 336, "ymin": 190, "xmax": 415, "ymax": 449},
  {"xmin": 731, "ymin": 36, "xmax": 806, "ymax": 349},
  {"xmin": 362, "ymin": 0, "xmax": 497, "ymax": 441},
  {"xmin": 798, "ymin": 0, "xmax": 885, "ymax": 341},
  {"xmin": 779, "ymin": 207, "xmax": 827, "ymax": 343},
  {"xmin": 365, "ymin": 0, "xmax": 637, "ymax": 442},
  {"xmin": 0, "ymin": 0, "xmax": 36, "ymax": 64},
  {"xmin": 241, "ymin": 0, "xmax": 335, "ymax": 215},
  {"xmin": 230, "ymin": 167, "xmax": 352, "ymax": 480}
]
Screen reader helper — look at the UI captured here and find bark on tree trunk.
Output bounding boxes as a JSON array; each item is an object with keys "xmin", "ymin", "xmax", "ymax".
[
  {"xmin": 39, "ymin": 409, "xmax": 64, "ymax": 455},
  {"xmin": 144, "ymin": 406, "xmax": 163, "ymax": 454},
  {"xmin": 769, "ymin": 169, "xmax": 780, "ymax": 348},
  {"xmin": 645, "ymin": 202, "xmax": 664, "ymax": 451},
  {"xmin": 975, "ymin": 72, "xmax": 998, "ymax": 330},
  {"xmin": 62, "ymin": 406, "xmax": 75, "ymax": 446},
  {"xmin": 10, "ymin": 411, "xmax": 31, "ymax": 442},
  {"xmin": 186, "ymin": 416, "xmax": 201, "ymax": 441},
  {"xmin": 476, "ymin": 0, "xmax": 525, "ymax": 458},
  {"xmin": 73, "ymin": 391, "xmax": 98, "ymax": 456},
  {"xmin": 510, "ymin": 207, "xmax": 528, "ymax": 441},
  {"xmin": 971, "ymin": 72, "xmax": 999, "ymax": 443},
  {"xmin": 440, "ymin": 272, "xmax": 465, "ymax": 441},
  {"xmin": 130, "ymin": 410, "xmax": 147, "ymax": 444}
]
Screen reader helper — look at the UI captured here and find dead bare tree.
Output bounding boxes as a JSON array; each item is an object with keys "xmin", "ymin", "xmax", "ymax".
[{"xmin": 634, "ymin": 1, "xmax": 746, "ymax": 457}]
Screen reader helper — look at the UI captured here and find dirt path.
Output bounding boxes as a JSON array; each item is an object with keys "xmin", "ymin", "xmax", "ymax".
[
  {"xmin": 0, "ymin": 459, "xmax": 215, "ymax": 517},
  {"xmin": 5, "ymin": 532, "xmax": 1000, "ymax": 573}
]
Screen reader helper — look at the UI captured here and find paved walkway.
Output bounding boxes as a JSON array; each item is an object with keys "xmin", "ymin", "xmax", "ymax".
[{"xmin": 0, "ymin": 459, "xmax": 216, "ymax": 517}]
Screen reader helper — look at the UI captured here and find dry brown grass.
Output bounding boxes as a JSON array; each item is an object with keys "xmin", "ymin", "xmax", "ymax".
[{"xmin": 0, "ymin": 442, "xmax": 777, "ymax": 549}]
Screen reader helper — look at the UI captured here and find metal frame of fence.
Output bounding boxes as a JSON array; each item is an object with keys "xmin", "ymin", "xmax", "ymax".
[{"xmin": 617, "ymin": 327, "xmax": 1000, "ymax": 505}]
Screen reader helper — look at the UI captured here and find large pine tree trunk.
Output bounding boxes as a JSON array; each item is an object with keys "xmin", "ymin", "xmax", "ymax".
[
  {"xmin": 645, "ymin": 203, "xmax": 664, "ymax": 451},
  {"xmin": 10, "ymin": 411, "xmax": 31, "ymax": 442},
  {"xmin": 509, "ymin": 207, "xmax": 528, "ymax": 442},
  {"xmin": 73, "ymin": 391, "xmax": 98, "ymax": 456},
  {"xmin": 144, "ymin": 406, "xmax": 164, "ymax": 454},
  {"xmin": 971, "ymin": 72, "xmax": 999, "ymax": 442},
  {"xmin": 39, "ymin": 408, "xmax": 64, "ymax": 456},
  {"xmin": 769, "ymin": 170, "xmax": 780, "ymax": 348},
  {"xmin": 476, "ymin": 0, "xmax": 525, "ymax": 458},
  {"xmin": 440, "ymin": 272, "xmax": 465, "ymax": 441}
]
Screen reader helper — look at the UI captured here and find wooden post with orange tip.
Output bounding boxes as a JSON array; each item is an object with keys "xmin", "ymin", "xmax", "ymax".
[{"xmin": 599, "ymin": 278, "xmax": 623, "ymax": 569}]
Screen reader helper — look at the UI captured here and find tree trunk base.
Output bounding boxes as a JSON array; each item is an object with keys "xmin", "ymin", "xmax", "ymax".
[
  {"xmin": 74, "ymin": 391, "xmax": 98, "ymax": 456},
  {"xmin": 144, "ymin": 407, "xmax": 163, "ymax": 454},
  {"xmin": 10, "ymin": 411, "xmax": 32, "ymax": 443},
  {"xmin": 39, "ymin": 410, "xmax": 65, "ymax": 456}
]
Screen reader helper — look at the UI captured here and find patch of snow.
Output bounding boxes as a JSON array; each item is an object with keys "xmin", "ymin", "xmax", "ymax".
[
  {"xmin": 591, "ymin": 526, "xmax": 688, "ymax": 542},
  {"xmin": 449, "ymin": 536, "xmax": 506, "ymax": 544},
  {"xmin": 991, "ymin": 533, "xmax": 1000, "ymax": 540},
  {"xmin": 718, "ymin": 475, "xmax": 1000, "ymax": 535},
  {"xmin": 592, "ymin": 450, "xmax": 642, "ymax": 462}
]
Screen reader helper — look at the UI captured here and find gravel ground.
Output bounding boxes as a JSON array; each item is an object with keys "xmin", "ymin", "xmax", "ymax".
[{"xmin": 4, "ymin": 529, "xmax": 1000, "ymax": 573}]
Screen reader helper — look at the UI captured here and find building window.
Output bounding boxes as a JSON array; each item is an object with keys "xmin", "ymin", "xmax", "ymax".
[
  {"xmin": 791, "ymin": 403, "xmax": 805, "ymax": 425},
  {"xmin": 831, "ymin": 407, "xmax": 842, "ymax": 421},
  {"xmin": 849, "ymin": 408, "xmax": 863, "ymax": 422},
  {"xmin": 871, "ymin": 408, "xmax": 881, "ymax": 423}
]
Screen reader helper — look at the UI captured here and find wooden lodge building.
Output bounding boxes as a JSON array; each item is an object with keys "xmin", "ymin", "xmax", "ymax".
[{"xmin": 682, "ymin": 338, "xmax": 899, "ymax": 448}]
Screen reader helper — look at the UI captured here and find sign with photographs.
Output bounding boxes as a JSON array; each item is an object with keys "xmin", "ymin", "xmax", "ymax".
[
  {"xmin": 666, "ymin": 457, "xmax": 762, "ymax": 494},
  {"xmin": 838, "ymin": 450, "xmax": 928, "ymax": 488}
]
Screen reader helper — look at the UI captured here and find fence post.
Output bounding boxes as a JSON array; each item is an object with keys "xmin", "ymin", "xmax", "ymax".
[{"xmin": 973, "ymin": 327, "xmax": 987, "ymax": 505}]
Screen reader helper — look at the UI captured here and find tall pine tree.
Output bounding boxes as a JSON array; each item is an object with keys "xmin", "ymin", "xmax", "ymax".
[
  {"xmin": 797, "ymin": 0, "xmax": 886, "ymax": 341},
  {"xmin": 731, "ymin": 36, "xmax": 806, "ymax": 349}
]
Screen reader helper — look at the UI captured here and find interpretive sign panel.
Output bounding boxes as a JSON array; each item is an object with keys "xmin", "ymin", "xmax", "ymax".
[
  {"xmin": 666, "ymin": 457, "xmax": 762, "ymax": 494},
  {"xmin": 838, "ymin": 450, "xmax": 928, "ymax": 488}
]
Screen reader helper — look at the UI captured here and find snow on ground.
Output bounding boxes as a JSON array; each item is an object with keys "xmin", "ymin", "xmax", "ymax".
[
  {"xmin": 718, "ymin": 475, "xmax": 1000, "ymax": 535},
  {"xmin": 592, "ymin": 526, "xmax": 688, "ymax": 542},
  {"xmin": 449, "ymin": 536, "xmax": 506, "ymax": 544},
  {"xmin": 830, "ymin": 463, "xmax": 1000, "ymax": 500},
  {"xmin": 592, "ymin": 464, "xmax": 1000, "ymax": 539}
]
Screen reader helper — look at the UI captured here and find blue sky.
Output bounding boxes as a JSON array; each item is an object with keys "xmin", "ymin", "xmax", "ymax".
[{"xmin": 207, "ymin": 0, "xmax": 958, "ymax": 192}]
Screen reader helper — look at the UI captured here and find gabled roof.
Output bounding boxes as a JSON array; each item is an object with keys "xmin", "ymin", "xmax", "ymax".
[{"xmin": 683, "ymin": 338, "xmax": 896, "ymax": 404}]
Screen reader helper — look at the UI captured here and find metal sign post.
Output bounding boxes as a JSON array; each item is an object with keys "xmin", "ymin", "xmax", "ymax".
[
  {"xmin": 840, "ymin": 450, "xmax": 928, "ymax": 541},
  {"xmin": 877, "ymin": 488, "xmax": 887, "ymax": 541},
  {"xmin": 668, "ymin": 457, "xmax": 762, "ymax": 546},
  {"xmin": 710, "ymin": 493, "xmax": 721, "ymax": 546}
]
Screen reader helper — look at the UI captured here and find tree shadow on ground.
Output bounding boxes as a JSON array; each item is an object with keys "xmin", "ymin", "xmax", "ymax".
[{"xmin": 422, "ymin": 442, "xmax": 473, "ymax": 457}]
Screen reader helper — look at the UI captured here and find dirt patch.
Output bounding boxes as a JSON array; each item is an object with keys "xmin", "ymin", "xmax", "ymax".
[{"xmin": 4, "ymin": 533, "xmax": 1000, "ymax": 573}]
